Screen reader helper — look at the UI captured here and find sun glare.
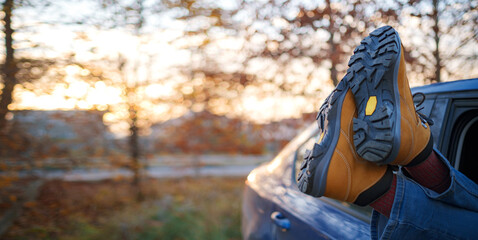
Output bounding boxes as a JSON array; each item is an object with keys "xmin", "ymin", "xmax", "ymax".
[
  {"xmin": 12, "ymin": 9, "xmax": 347, "ymax": 126},
  {"xmin": 145, "ymin": 83, "xmax": 176, "ymax": 98}
]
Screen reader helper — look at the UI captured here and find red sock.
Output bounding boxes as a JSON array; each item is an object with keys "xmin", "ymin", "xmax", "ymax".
[
  {"xmin": 370, "ymin": 175, "xmax": 396, "ymax": 218},
  {"xmin": 405, "ymin": 151, "xmax": 451, "ymax": 193}
]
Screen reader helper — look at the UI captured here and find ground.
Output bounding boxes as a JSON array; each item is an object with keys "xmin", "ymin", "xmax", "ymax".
[{"xmin": 2, "ymin": 177, "xmax": 244, "ymax": 240}]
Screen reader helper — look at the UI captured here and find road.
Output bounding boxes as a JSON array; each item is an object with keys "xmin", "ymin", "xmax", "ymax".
[{"xmin": 7, "ymin": 165, "xmax": 259, "ymax": 181}]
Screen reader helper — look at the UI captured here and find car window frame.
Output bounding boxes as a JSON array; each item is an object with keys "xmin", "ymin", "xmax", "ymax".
[{"xmin": 433, "ymin": 96, "xmax": 478, "ymax": 162}]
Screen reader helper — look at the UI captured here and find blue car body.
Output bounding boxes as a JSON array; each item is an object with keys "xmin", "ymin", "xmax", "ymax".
[{"xmin": 242, "ymin": 78, "xmax": 478, "ymax": 239}]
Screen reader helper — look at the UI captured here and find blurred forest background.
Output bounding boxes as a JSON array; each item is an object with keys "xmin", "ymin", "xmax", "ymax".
[{"xmin": 0, "ymin": 0, "xmax": 476, "ymax": 239}]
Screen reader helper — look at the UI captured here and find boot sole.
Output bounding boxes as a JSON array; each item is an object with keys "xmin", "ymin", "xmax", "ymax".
[
  {"xmin": 344, "ymin": 26, "xmax": 401, "ymax": 164},
  {"xmin": 298, "ymin": 80, "xmax": 349, "ymax": 197}
]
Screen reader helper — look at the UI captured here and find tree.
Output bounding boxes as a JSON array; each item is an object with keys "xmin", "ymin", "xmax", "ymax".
[
  {"xmin": 204, "ymin": 0, "xmax": 399, "ymax": 88},
  {"xmin": 1, "ymin": 0, "xmax": 18, "ymax": 131},
  {"xmin": 404, "ymin": 0, "xmax": 478, "ymax": 82},
  {"xmin": 0, "ymin": 0, "xmax": 161, "ymax": 200},
  {"xmin": 0, "ymin": 0, "xmax": 67, "ymax": 158},
  {"xmin": 147, "ymin": 0, "xmax": 262, "ymax": 119},
  {"xmin": 71, "ymin": 0, "xmax": 192, "ymax": 198},
  {"xmin": 160, "ymin": 0, "xmax": 404, "ymax": 129}
]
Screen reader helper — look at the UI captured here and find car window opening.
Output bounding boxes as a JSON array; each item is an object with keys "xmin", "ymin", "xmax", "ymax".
[{"xmin": 455, "ymin": 115, "xmax": 478, "ymax": 184}]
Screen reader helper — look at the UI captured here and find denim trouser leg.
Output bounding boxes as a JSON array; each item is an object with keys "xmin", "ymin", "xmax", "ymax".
[
  {"xmin": 420, "ymin": 150, "xmax": 478, "ymax": 212},
  {"xmin": 371, "ymin": 149, "xmax": 478, "ymax": 240}
]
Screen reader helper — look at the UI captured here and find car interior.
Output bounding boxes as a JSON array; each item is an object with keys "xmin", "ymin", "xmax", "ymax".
[{"xmin": 450, "ymin": 109, "xmax": 478, "ymax": 184}]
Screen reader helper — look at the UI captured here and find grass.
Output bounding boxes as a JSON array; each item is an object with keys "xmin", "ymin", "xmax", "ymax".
[{"xmin": 3, "ymin": 177, "xmax": 245, "ymax": 240}]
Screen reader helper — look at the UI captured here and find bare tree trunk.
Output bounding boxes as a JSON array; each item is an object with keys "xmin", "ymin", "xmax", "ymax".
[
  {"xmin": 0, "ymin": 0, "xmax": 17, "ymax": 132},
  {"xmin": 129, "ymin": 106, "xmax": 143, "ymax": 201},
  {"xmin": 325, "ymin": 0, "xmax": 339, "ymax": 87},
  {"xmin": 130, "ymin": 0, "xmax": 145, "ymax": 201},
  {"xmin": 432, "ymin": 0, "xmax": 442, "ymax": 82},
  {"xmin": 329, "ymin": 42, "xmax": 339, "ymax": 86}
]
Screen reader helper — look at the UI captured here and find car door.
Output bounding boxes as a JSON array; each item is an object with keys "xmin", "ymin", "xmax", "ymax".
[
  {"xmin": 243, "ymin": 125, "xmax": 320, "ymax": 240},
  {"xmin": 267, "ymin": 137, "xmax": 332, "ymax": 239},
  {"xmin": 270, "ymin": 132, "xmax": 371, "ymax": 239},
  {"xmin": 242, "ymin": 181, "xmax": 276, "ymax": 240}
]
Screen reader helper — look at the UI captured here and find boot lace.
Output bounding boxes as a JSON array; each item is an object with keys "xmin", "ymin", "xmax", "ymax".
[{"xmin": 412, "ymin": 92, "xmax": 434, "ymax": 126}]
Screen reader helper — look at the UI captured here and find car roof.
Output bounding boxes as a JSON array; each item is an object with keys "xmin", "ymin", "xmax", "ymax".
[{"xmin": 411, "ymin": 78, "xmax": 478, "ymax": 95}]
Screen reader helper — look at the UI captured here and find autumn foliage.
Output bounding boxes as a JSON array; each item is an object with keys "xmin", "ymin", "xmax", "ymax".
[{"xmin": 150, "ymin": 111, "xmax": 264, "ymax": 154}]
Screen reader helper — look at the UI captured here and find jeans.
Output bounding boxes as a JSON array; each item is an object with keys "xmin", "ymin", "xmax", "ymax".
[{"xmin": 370, "ymin": 149, "xmax": 478, "ymax": 240}]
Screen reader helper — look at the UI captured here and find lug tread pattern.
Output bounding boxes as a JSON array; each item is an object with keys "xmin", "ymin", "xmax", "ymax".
[
  {"xmin": 344, "ymin": 26, "xmax": 400, "ymax": 163},
  {"xmin": 298, "ymin": 80, "xmax": 348, "ymax": 195}
]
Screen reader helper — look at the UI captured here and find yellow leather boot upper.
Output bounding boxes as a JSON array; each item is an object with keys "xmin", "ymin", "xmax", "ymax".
[
  {"xmin": 324, "ymin": 90, "xmax": 388, "ymax": 203},
  {"xmin": 392, "ymin": 46, "xmax": 432, "ymax": 166}
]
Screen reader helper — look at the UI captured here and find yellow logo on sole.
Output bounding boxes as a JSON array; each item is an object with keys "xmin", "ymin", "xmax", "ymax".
[{"xmin": 366, "ymin": 96, "xmax": 377, "ymax": 116}]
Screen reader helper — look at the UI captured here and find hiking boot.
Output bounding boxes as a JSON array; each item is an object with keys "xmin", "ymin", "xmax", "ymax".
[
  {"xmin": 297, "ymin": 80, "xmax": 393, "ymax": 206},
  {"xmin": 345, "ymin": 26, "xmax": 433, "ymax": 166}
]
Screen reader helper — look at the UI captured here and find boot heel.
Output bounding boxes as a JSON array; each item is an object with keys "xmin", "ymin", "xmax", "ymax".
[{"xmin": 353, "ymin": 107, "xmax": 394, "ymax": 163}]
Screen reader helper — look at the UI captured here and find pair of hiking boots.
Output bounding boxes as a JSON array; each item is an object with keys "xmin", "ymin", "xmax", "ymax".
[{"xmin": 297, "ymin": 26, "xmax": 434, "ymax": 206}]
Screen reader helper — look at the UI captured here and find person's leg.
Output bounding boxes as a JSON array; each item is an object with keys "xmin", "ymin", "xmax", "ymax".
[
  {"xmin": 298, "ymin": 89, "xmax": 478, "ymax": 238},
  {"xmin": 368, "ymin": 148, "xmax": 453, "ymax": 219},
  {"xmin": 343, "ymin": 26, "xmax": 478, "ymax": 238},
  {"xmin": 345, "ymin": 22, "xmax": 478, "ymax": 210},
  {"xmin": 404, "ymin": 150, "xmax": 450, "ymax": 193},
  {"xmin": 298, "ymin": 25, "xmax": 478, "ymax": 239},
  {"xmin": 410, "ymin": 148, "xmax": 478, "ymax": 212},
  {"xmin": 371, "ymin": 172, "xmax": 478, "ymax": 240},
  {"xmin": 369, "ymin": 175, "xmax": 396, "ymax": 218}
]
